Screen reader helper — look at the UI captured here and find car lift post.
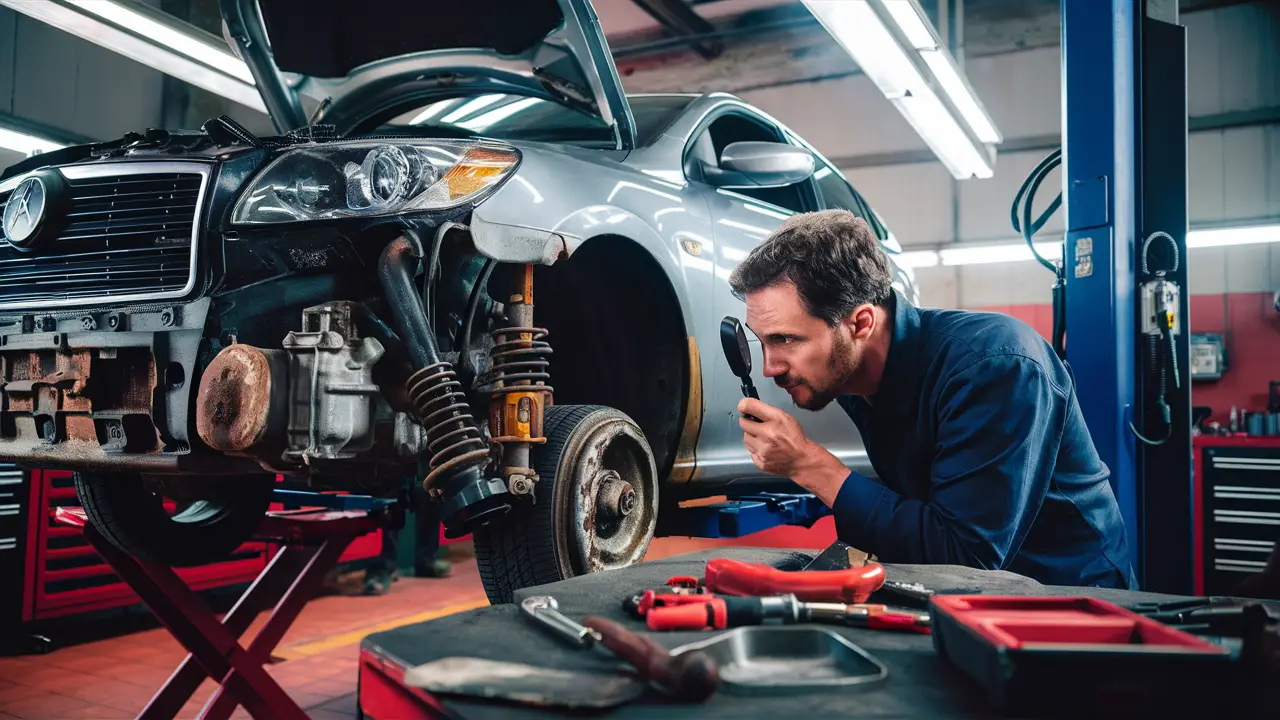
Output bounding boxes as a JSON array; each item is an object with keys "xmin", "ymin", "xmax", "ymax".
[
  {"xmin": 56, "ymin": 491, "xmax": 398, "ymax": 720},
  {"xmin": 1062, "ymin": 0, "xmax": 1193, "ymax": 593}
]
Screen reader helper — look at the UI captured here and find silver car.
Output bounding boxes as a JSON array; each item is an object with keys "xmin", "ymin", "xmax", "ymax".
[{"xmin": 0, "ymin": 0, "xmax": 915, "ymax": 603}]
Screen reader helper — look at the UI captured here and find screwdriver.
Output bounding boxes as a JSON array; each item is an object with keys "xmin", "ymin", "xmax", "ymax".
[{"xmin": 646, "ymin": 593, "xmax": 931, "ymax": 633}]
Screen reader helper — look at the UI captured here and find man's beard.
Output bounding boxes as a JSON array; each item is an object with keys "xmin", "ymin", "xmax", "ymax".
[{"xmin": 779, "ymin": 330, "xmax": 858, "ymax": 411}]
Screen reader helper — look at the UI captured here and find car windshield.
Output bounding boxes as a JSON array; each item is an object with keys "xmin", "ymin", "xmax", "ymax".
[{"xmin": 375, "ymin": 93, "xmax": 696, "ymax": 147}]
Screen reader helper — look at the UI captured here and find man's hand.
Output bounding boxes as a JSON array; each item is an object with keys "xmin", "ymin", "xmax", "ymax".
[{"xmin": 737, "ymin": 397, "xmax": 851, "ymax": 506}]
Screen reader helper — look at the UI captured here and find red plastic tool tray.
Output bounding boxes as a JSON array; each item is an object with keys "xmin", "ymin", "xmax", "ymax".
[{"xmin": 928, "ymin": 595, "xmax": 1235, "ymax": 716}]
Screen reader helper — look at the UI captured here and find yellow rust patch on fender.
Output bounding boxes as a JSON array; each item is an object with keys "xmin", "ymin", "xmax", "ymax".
[{"xmin": 669, "ymin": 336, "xmax": 704, "ymax": 484}]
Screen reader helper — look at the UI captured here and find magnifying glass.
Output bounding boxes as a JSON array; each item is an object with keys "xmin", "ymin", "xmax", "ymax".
[{"xmin": 720, "ymin": 316, "xmax": 762, "ymax": 423}]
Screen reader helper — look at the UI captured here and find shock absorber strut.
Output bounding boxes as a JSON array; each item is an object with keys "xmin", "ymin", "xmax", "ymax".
[
  {"xmin": 483, "ymin": 264, "xmax": 553, "ymax": 496},
  {"xmin": 378, "ymin": 232, "xmax": 510, "ymax": 535}
]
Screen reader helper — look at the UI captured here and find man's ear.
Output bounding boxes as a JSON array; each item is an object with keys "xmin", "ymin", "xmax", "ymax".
[{"xmin": 839, "ymin": 304, "xmax": 876, "ymax": 340}]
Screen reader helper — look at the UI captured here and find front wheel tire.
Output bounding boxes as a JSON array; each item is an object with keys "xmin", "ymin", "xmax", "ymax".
[
  {"xmin": 74, "ymin": 471, "xmax": 275, "ymax": 567},
  {"xmin": 473, "ymin": 404, "xmax": 659, "ymax": 604}
]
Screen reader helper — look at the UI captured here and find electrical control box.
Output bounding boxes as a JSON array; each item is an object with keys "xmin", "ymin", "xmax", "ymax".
[{"xmin": 1189, "ymin": 333, "xmax": 1226, "ymax": 381}]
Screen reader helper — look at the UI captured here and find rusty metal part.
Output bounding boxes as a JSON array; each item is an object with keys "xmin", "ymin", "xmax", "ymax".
[
  {"xmin": 195, "ymin": 344, "xmax": 285, "ymax": 454},
  {"xmin": 508, "ymin": 474, "xmax": 534, "ymax": 495},
  {"xmin": 489, "ymin": 391, "xmax": 549, "ymax": 445},
  {"xmin": 485, "ymin": 263, "xmax": 553, "ymax": 489},
  {"xmin": 407, "ymin": 361, "xmax": 492, "ymax": 490},
  {"xmin": 669, "ymin": 336, "xmax": 703, "ymax": 484},
  {"xmin": 553, "ymin": 407, "xmax": 658, "ymax": 577},
  {"xmin": 0, "ymin": 345, "xmax": 160, "ymax": 454},
  {"xmin": 596, "ymin": 471, "xmax": 636, "ymax": 521}
]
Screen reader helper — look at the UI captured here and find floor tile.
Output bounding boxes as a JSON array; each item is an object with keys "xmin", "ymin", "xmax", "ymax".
[{"xmin": 1, "ymin": 692, "xmax": 94, "ymax": 719}]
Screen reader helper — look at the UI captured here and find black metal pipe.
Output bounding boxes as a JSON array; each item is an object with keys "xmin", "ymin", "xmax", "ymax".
[{"xmin": 377, "ymin": 235, "xmax": 441, "ymax": 370}]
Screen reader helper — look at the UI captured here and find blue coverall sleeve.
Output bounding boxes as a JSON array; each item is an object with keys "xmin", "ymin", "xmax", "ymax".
[{"xmin": 830, "ymin": 355, "xmax": 1068, "ymax": 568}]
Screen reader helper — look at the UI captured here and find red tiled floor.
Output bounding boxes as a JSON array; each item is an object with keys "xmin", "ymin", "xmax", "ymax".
[{"xmin": 0, "ymin": 547, "xmax": 488, "ymax": 720}]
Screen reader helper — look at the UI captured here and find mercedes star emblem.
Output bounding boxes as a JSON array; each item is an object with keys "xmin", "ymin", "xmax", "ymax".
[{"xmin": 3, "ymin": 176, "xmax": 46, "ymax": 247}]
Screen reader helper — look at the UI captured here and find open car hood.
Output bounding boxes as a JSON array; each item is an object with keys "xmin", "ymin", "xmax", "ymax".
[{"xmin": 219, "ymin": 0, "xmax": 637, "ymax": 149}]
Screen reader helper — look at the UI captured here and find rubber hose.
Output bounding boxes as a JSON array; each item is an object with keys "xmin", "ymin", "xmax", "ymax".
[
  {"xmin": 458, "ymin": 259, "xmax": 497, "ymax": 381},
  {"xmin": 377, "ymin": 236, "xmax": 441, "ymax": 370}
]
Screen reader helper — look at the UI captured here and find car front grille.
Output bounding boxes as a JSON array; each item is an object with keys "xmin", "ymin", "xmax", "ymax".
[{"xmin": 0, "ymin": 162, "xmax": 211, "ymax": 310}]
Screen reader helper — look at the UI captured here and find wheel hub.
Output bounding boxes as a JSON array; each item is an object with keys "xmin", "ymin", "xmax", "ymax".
[
  {"xmin": 595, "ymin": 471, "xmax": 637, "ymax": 521},
  {"xmin": 557, "ymin": 411, "xmax": 658, "ymax": 576}
]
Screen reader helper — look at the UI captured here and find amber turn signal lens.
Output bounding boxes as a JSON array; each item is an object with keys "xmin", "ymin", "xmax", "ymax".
[{"xmin": 443, "ymin": 147, "xmax": 518, "ymax": 200}]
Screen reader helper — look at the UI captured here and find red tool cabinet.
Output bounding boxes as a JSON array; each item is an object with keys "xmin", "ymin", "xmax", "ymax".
[
  {"xmin": 1193, "ymin": 435, "xmax": 1280, "ymax": 596},
  {"xmin": 0, "ymin": 465, "xmax": 382, "ymax": 637}
]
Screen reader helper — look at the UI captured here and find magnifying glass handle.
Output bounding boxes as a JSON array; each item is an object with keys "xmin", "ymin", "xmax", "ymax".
[{"xmin": 740, "ymin": 381, "xmax": 763, "ymax": 422}]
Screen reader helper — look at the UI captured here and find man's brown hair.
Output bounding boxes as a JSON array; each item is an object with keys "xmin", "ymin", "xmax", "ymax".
[{"xmin": 728, "ymin": 210, "xmax": 894, "ymax": 326}]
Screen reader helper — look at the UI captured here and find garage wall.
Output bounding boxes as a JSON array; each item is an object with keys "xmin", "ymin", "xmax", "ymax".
[
  {"xmin": 729, "ymin": 2, "xmax": 1280, "ymax": 312},
  {"xmin": 0, "ymin": 7, "xmax": 167, "ymax": 144}
]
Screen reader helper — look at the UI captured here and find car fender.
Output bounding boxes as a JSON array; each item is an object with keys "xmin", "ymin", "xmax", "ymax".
[{"xmin": 469, "ymin": 145, "xmax": 699, "ymax": 337}]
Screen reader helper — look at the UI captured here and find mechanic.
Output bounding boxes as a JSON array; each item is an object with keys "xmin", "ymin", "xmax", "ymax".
[{"xmin": 728, "ymin": 210, "xmax": 1136, "ymax": 589}]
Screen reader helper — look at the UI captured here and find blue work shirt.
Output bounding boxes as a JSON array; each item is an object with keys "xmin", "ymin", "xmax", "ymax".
[{"xmin": 833, "ymin": 290, "xmax": 1137, "ymax": 589}]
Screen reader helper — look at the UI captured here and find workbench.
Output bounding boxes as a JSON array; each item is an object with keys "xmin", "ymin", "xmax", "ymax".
[{"xmin": 357, "ymin": 546, "xmax": 1269, "ymax": 719}]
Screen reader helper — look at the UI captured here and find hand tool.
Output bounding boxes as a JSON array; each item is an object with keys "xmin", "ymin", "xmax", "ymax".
[
  {"xmin": 1130, "ymin": 597, "xmax": 1275, "ymax": 637},
  {"xmin": 520, "ymin": 595, "xmax": 720, "ymax": 702},
  {"xmin": 522, "ymin": 594, "xmax": 601, "ymax": 648},
  {"xmin": 720, "ymin": 316, "xmax": 762, "ymax": 422},
  {"xmin": 402, "ymin": 656, "xmax": 646, "ymax": 711},
  {"xmin": 872, "ymin": 579, "xmax": 982, "ymax": 609},
  {"xmin": 644, "ymin": 592, "xmax": 931, "ymax": 633},
  {"xmin": 704, "ymin": 557, "xmax": 886, "ymax": 603},
  {"xmin": 583, "ymin": 614, "xmax": 720, "ymax": 702},
  {"xmin": 622, "ymin": 576, "xmax": 709, "ymax": 618}
]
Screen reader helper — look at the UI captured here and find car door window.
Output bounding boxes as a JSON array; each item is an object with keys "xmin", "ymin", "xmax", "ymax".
[
  {"xmin": 812, "ymin": 161, "xmax": 890, "ymax": 241},
  {"xmin": 687, "ymin": 111, "xmax": 810, "ymax": 214}
]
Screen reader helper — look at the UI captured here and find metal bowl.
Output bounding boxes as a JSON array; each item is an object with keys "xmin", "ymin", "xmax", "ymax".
[{"xmin": 670, "ymin": 625, "xmax": 889, "ymax": 695}]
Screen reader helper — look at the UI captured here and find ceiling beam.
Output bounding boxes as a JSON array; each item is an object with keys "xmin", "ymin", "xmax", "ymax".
[{"xmin": 629, "ymin": 0, "xmax": 724, "ymax": 59}]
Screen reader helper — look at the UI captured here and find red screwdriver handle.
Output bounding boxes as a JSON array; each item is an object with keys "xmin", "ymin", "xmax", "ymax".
[
  {"xmin": 648, "ymin": 599, "xmax": 728, "ymax": 631},
  {"xmin": 866, "ymin": 614, "xmax": 932, "ymax": 634},
  {"xmin": 704, "ymin": 558, "xmax": 886, "ymax": 603}
]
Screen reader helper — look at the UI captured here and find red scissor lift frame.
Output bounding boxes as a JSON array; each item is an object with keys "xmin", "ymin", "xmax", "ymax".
[{"xmin": 56, "ymin": 493, "xmax": 396, "ymax": 720}]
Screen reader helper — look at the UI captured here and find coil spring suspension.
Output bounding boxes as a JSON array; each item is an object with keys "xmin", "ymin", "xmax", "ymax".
[
  {"xmin": 483, "ymin": 325, "xmax": 555, "ymax": 395},
  {"xmin": 407, "ymin": 361, "xmax": 492, "ymax": 491}
]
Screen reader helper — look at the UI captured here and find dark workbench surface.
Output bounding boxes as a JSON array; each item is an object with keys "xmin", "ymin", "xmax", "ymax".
[{"xmin": 359, "ymin": 546, "xmax": 1234, "ymax": 719}]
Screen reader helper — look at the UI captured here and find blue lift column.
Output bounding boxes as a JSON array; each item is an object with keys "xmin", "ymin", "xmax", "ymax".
[{"xmin": 1062, "ymin": 1, "xmax": 1193, "ymax": 594}]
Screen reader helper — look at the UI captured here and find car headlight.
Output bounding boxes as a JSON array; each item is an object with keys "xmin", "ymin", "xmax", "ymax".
[{"xmin": 231, "ymin": 140, "xmax": 519, "ymax": 224}]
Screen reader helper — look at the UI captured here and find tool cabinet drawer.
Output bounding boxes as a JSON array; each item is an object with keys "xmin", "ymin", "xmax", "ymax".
[{"xmin": 1199, "ymin": 444, "xmax": 1280, "ymax": 595}]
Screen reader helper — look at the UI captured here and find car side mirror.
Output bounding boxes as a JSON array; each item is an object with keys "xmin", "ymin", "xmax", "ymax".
[{"xmin": 702, "ymin": 141, "xmax": 816, "ymax": 189}]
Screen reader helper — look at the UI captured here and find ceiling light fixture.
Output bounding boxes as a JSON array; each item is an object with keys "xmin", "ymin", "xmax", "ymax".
[
  {"xmin": 0, "ymin": 0, "xmax": 264, "ymax": 112},
  {"xmin": 0, "ymin": 126, "xmax": 64, "ymax": 157},
  {"xmin": 896, "ymin": 224, "xmax": 1280, "ymax": 269},
  {"xmin": 802, "ymin": 0, "xmax": 1001, "ymax": 179},
  {"xmin": 1186, "ymin": 224, "xmax": 1280, "ymax": 249}
]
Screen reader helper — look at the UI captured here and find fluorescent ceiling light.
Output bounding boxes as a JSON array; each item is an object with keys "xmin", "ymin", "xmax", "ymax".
[
  {"xmin": 898, "ymin": 90, "xmax": 994, "ymax": 179},
  {"xmin": 902, "ymin": 225, "xmax": 1280, "ymax": 269},
  {"xmin": 802, "ymin": 0, "xmax": 1000, "ymax": 179},
  {"xmin": 0, "ymin": 127, "xmax": 64, "ymax": 157},
  {"xmin": 1186, "ymin": 224, "xmax": 1280, "ymax": 249},
  {"xmin": 893, "ymin": 250, "xmax": 940, "ymax": 268},
  {"xmin": 940, "ymin": 241, "xmax": 1063, "ymax": 266},
  {"xmin": 920, "ymin": 51, "xmax": 1001, "ymax": 144},
  {"xmin": 65, "ymin": 0, "xmax": 254, "ymax": 85},
  {"xmin": 0, "ymin": 0, "xmax": 264, "ymax": 112}
]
